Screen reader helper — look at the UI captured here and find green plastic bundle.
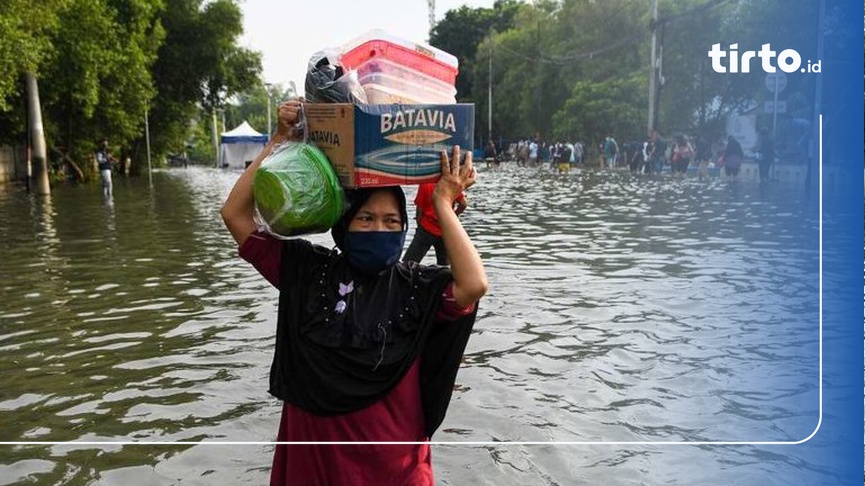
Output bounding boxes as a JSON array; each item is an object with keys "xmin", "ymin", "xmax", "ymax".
[{"xmin": 253, "ymin": 142, "xmax": 345, "ymax": 237}]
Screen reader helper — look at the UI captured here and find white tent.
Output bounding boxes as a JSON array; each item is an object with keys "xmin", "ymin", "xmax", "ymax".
[{"xmin": 219, "ymin": 121, "xmax": 268, "ymax": 169}]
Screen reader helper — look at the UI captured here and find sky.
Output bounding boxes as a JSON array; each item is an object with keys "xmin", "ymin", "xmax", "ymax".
[{"xmin": 238, "ymin": 0, "xmax": 497, "ymax": 97}]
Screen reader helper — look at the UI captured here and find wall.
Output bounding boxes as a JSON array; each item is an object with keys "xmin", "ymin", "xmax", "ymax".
[{"xmin": 0, "ymin": 145, "xmax": 27, "ymax": 184}]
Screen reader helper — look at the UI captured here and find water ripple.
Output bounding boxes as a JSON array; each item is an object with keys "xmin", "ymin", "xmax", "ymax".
[{"xmin": 0, "ymin": 166, "xmax": 822, "ymax": 484}]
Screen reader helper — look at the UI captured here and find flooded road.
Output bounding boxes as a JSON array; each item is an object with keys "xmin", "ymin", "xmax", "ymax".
[{"xmin": 0, "ymin": 165, "xmax": 822, "ymax": 485}]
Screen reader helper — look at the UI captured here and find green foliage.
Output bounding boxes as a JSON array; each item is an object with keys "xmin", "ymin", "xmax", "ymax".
[
  {"xmin": 0, "ymin": 0, "xmax": 828, "ymax": 181},
  {"xmin": 0, "ymin": 1, "xmax": 66, "ymax": 143},
  {"xmin": 467, "ymin": 0, "xmax": 649, "ymax": 141},
  {"xmin": 553, "ymin": 75, "xmax": 647, "ymax": 146},
  {"xmin": 0, "ymin": 0, "xmax": 167, "ymax": 175},
  {"xmin": 40, "ymin": 0, "xmax": 165, "ymax": 164},
  {"xmin": 224, "ymin": 82, "xmax": 297, "ymax": 138},
  {"xmin": 0, "ymin": 0, "xmax": 260, "ymax": 174},
  {"xmin": 434, "ymin": 0, "xmax": 821, "ymax": 152},
  {"xmin": 430, "ymin": 0, "xmax": 522, "ymax": 104},
  {"xmin": 149, "ymin": 0, "xmax": 261, "ymax": 164},
  {"xmin": 0, "ymin": 0, "xmax": 66, "ymax": 112},
  {"xmin": 185, "ymin": 116, "xmax": 215, "ymax": 165}
]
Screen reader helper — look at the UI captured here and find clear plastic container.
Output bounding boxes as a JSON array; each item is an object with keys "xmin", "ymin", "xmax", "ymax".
[
  {"xmin": 356, "ymin": 59, "xmax": 457, "ymax": 97},
  {"xmin": 339, "ymin": 29, "xmax": 459, "ymax": 85},
  {"xmin": 361, "ymin": 74, "xmax": 456, "ymax": 104},
  {"xmin": 357, "ymin": 65, "xmax": 456, "ymax": 104}
]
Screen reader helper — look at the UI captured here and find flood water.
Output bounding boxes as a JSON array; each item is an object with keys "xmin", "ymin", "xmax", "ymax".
[{"xmin": 0, "ymin": 165, "xmax": 825, "ymax": 485}]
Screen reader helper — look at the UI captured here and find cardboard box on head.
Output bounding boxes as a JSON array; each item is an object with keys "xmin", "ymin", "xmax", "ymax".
[{"xmin": 305, "ymin": 103, "xmax": 475, "ymax": 188}]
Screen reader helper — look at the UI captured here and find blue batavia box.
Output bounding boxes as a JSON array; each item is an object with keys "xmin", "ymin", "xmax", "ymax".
[{"xmin": 304, "ymin": 103, "xmax": 474, "ymax": 188}]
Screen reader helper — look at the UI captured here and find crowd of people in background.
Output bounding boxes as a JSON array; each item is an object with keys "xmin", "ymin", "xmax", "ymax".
[
  {"xmin": 509, "ymin": 139, "xmax": 585, "ymax": 171},
  {"xmin": 491, "ymin": 128, "xmax": 774, "ymax": 183}
]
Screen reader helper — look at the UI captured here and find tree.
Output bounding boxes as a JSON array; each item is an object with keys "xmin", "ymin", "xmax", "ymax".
[
  {"xmin": 0, "ymin": 0, "xmax": 165, "ymax": 174},
  {"xmin": 429, "ymin": 0, "xmax": 521, "ymax": 104},
  {"xmin": 224, "ymin": 82, "xmax": 295, "ymax": 139},
  {"xmin": 467, "ymin": 0, "xmax": 649, "ymax": 143},
  {"xmin": 39, "ymin": 0, "xmax": 165, "ymax": 164},
  {"xmin": 436, "ymin": 0, "xmax": 826, "ymax": 155},
  {"xmin": 0, "ymin": 0, "xmax": 66, "ymax": 113},
  {"xmin": 149, "ymin": 0, "xmax": 261, "ymax": 163},
  {"xmin": 553, "ymin": 75, "xmax": 647, "ymax": 148},
  {"xmin": 0, "ymin": 0, "xmax": 262, "ymax": 178},
  {"xmin": 0, "ymin": 1, "xmax": 66, "ymax": 144}
]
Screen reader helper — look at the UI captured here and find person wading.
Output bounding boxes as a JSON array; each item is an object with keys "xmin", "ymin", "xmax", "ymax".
[{"xmin": 220, "ymin": 99, "xmax": 488, "ymax": 485}]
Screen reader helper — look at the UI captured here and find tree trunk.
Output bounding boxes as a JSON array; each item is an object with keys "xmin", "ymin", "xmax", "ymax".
[{"xmin": 50, "ymin": 147, "xmax": 85, "ymax": 181}]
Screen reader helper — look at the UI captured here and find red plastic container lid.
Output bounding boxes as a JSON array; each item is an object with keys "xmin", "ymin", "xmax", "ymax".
[{"xmin": 339, "ymin": 29, "xmax": 458, "ymax": 85}]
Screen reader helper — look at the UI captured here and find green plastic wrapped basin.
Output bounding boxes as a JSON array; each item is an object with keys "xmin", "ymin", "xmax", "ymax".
[{"xmin": 253, "ymin": 142, "xmax": 344, "ymax": 237}]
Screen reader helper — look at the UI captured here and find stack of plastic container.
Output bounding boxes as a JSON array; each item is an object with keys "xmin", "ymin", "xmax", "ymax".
[{"xmin": 339, "ymin": 29, "xmax": 458, "ymax": 104}]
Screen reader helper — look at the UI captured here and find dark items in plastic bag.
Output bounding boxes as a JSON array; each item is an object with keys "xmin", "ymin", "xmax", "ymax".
[{"xmin": 304, "ymin": 50, "xmax": 368, "ymax": 104}]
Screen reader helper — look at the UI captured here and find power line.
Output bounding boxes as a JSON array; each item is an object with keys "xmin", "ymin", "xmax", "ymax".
[{"xmin": 494, "ymin": 0, "xmax": 729, "ymax": 67}]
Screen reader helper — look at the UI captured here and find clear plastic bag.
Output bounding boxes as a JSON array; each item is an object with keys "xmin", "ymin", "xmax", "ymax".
[
  {"xmin": 253, "ymin": 142, "xmax": 345, "ymax": 237},
  {"xmin": 304, "ymin": 50, "xmax": 368, "ymax": 104}
]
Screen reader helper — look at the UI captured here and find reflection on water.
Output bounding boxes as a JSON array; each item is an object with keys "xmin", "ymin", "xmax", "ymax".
[{"xmin": 0, "ymin": 166, "xmax": 821, "ymax": 484}]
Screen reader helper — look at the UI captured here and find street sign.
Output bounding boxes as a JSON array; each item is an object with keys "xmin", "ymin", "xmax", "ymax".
[{"xmin": 765, "ymin": 72, "xmax": 787, "ymax": 93}]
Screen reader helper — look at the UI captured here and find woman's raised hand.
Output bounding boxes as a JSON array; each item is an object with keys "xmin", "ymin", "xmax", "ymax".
[
  {"xmin": 435, "ymin": 145, "xmax": 476, "ymax": 202},
  {"xmin": 276, "ymin": 98, "xmax": 304, "ymax": 141}
]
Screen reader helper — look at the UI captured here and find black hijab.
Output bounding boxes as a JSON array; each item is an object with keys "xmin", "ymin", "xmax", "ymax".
[
  {"xmin": 270, "ymin": 242, "xmax": 477, "ymax": 438},
  {"xmin": 270, "ymin": 185, "xmax": 478, "ymax": 438}
]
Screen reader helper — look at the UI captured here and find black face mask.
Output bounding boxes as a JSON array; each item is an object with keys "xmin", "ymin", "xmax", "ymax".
[{"xmin": 344, "ymin": 230, "xmax": 406, "ymax": 274}]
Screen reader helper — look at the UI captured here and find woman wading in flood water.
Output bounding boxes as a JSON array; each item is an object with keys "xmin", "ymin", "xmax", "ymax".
[{"xmin": 220, "ymin": 99, "xmax": 488, "ymax": 485}]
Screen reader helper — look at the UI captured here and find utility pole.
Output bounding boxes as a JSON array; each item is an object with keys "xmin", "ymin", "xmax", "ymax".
[
  {"xmin": 265, "ymin": 82, "xmax": 273, "ymax": 136},
  {"xmin": 647, "ymin": 0, "xmax": 659, "ymax": 135},
  {"xmin": 212, "ymin": 107, "xmax": 219, "ymax": 168},
  {"xmin": 535, "ymin": 21, "xmax": 541, "ymax": 140},
  {"xmin": 488, "ymin": 39, "xmax": 493, "ymax": 143},
  {"xmin": 145, "ymin": 107, "xmax": 152, "ymax": 187},
  {"xmin": 25, "ymin": 73, "xmax": 50, "ymax": 195},
  {"xmin": 427, "ymin": 0, "xmax": 435, "ymax": 38}
]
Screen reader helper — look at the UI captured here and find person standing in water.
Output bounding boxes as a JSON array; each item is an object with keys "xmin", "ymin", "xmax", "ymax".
[
  {"xmin": 95, "ymin": 139, "xmax": 117, "ymax": 198},
  {"xmin": 756, "ymin": 127, "xmax": 775, "ymax": 185},
  {"xmin": 220, "ymin": 99, "xmax": 488, "ymax": 485},
  {"xmin": 403, "ymin": 181, "xmax": 467, "ymax": 266}
]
